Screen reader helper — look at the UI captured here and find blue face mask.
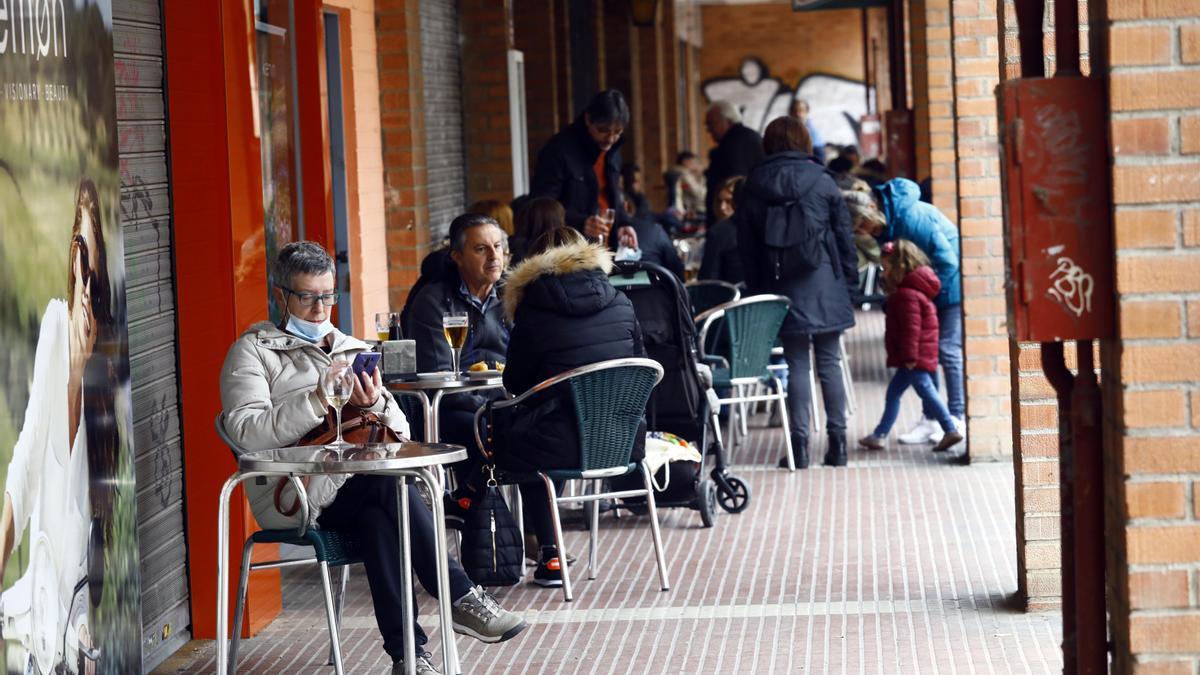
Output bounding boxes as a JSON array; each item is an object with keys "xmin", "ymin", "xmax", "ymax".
[{"xmin": 286, "ymin": 314, "xmax": 335, "ymax": 343}]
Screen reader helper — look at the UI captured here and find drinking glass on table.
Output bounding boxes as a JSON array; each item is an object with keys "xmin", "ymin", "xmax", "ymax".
[
  {"xmin": 442, "ymin": 311, "xmax": 469, "ymax": 376},
  {"xmin": 375, "ymin": 312, "xmax": 391, "ymax": 342},
  {"xmin": 321, "ymin": 361, "xmax": 356, "ymax": 447},
  {"xmin": 597, "ymin": 208, "xmax": 615, "ymax": 244}
]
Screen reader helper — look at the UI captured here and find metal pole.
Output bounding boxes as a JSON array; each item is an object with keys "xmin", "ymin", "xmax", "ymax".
[
  {"xmin": 1054, "ymin": 0, "xmax": 1081, "ymax": 77},
  {"xmin": 862, "ymin": 8, "xmax": 871, "ymax": 114},
  {"xmin": 1013, "ymin": 0, "xmax": 1046, "ymax": 78},
  {"xmin": 885, "ymin": 0, "xmax": 907, "ymax": 109},
  {"xmin": 1041, "ymin": 342, "xmax": 1077, "ymax": 674},
  {"xmin": 1071, "ymin": 341, "xmax": 1106, "ymax": 674}
]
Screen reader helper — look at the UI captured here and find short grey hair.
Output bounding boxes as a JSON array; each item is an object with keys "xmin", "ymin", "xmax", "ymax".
[
  {"xmin": 274, "ymin": 241, "xmax": 335, "ymax": 287},
  {"xmin": 448, "ymin": 213, "xmax": 501, "ymax": 252},
  {"xmin": 708, "ymin": 100, "xmax": 741, "ymax": 124}
]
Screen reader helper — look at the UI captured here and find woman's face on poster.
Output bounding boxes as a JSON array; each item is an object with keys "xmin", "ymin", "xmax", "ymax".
[{"xmin": 69, "ymin": 212, "xmax": 99, "ymax": 358}]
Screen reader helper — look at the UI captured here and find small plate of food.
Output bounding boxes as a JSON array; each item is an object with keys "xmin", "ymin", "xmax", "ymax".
[{"xmin": 466, "ymin": 360, "xmax": 505, "ymax": 379}]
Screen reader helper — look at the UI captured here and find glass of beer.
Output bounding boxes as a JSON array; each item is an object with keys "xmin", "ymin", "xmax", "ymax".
[
  {"xmin": 375, "ymin": 312, "xmax": 391, "ymax": 342},
  {"xmin": 442, "ymin": 311, "xmax": 469, "ymax": 376}
]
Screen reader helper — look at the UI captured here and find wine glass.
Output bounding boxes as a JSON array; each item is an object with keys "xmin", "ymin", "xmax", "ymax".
[
  {"xmin": 442, "ymin": 311, "xmax": 469, "ymax": 377},
  {"xmin": 321, "ymin": 361, "xmax": 356, "ymax": 447},
  {"xmin": 597, "ymin": 208, "xmax": 615, "ymax": 244}
]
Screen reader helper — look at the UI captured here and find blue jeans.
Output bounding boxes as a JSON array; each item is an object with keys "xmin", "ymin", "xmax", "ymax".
[
  {"xmin": 922, "ymin": 303, "xmax": 965, "ymax": 419},
  {"xmin": 874, "ymin": 368, "xmax": 955, "ymax": 438}
]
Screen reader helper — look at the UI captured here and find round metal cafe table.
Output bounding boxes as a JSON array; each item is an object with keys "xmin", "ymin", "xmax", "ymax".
[{"xmin": 215, "ymin": 442, "xmax": 468, "ymax": 675}]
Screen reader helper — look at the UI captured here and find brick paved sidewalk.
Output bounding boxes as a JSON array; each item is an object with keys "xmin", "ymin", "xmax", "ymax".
[{"xmin": 157, "ymin": 311, "xmax": 1063, "ymax": 674}]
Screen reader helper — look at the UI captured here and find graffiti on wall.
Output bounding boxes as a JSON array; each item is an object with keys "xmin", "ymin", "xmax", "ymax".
[{"xmin": 702, "ymin": 58, "xmax": 874, "ymax": 147}]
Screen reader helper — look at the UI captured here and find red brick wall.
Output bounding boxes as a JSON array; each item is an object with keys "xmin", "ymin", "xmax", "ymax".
[
  {"xmin": 460, "ymin": 0, "xmax": 516, "ymax": 203},
  {"xmin": 376, "ymin": 0, "xmax": 431, "ymax": 309},
  {"xmin": 995, "ymin": 0, "xmax": 1093, "ymax": 613},
  {"xmin": 698, "ymin": 4, "xmax": 892, "ymax": 155},
  {"xmin": 913, "ymin": 0, "xmax": 957, "ymax": 216},
  {"xmin": 513, "ymin": 0, "xmax": 564, "ymax": 178},
  {"xmin": 1106, "ymin": 2, "xmax": 1200, "ymax": 670}
]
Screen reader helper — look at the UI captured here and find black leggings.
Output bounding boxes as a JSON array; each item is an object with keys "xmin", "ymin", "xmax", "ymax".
[{"xmin": 317, "ymin": 475, "xmax": 474, "ymax": 660}]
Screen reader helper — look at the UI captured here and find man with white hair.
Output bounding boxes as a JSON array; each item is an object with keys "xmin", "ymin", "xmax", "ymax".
[{"xmin": 704, "ymin": 100, "xmax": 765, "ymax": 224}]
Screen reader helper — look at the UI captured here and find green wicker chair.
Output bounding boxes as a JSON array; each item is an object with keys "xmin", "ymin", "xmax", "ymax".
[
  {"xmin": 685, "ymin": 280, "xmax": 741, "ymax": 317},
  {"xmin": 694, "ymin": 295, "xmax": 797, "ymax": 470},
  {"xmin": 473, "ymin": 358, "xmax": 669, "ymax": 602},
  {"xmin": 215, "ymin": 414, "xmax": 360, "ymax": 673}
]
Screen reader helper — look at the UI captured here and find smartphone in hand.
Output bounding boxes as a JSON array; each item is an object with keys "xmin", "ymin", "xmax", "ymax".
[{"xmin": 352, "ymin": 352, "xmax": 381, "ymax": 379}]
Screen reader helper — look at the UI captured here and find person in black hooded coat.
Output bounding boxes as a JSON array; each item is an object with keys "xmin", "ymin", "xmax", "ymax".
[
  {"xmin": 737, "ymin": 116, "xmax": 858, "ymax": 469},
  {"xmin": 497, "ymin": 227, "xmax": 645, "ymax": 586}
]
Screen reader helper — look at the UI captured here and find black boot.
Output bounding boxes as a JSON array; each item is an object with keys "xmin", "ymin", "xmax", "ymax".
[
  {"xmin": 778, "ymin": 433, "xmax": 809, "ymax": 469},
  {"xmin": 823, "ymin": 433, "xmax": 848, "ymax": 467}
]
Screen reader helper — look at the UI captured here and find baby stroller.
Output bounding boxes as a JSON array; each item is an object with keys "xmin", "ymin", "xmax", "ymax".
[{"xmin": 608, "ymin": 260, "xmax": 750, "ymax": 526}]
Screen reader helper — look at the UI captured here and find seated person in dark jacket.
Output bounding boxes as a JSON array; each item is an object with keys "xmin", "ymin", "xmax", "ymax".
[
  {"xmin": 620, "ymin": 163, "xmax": 682, "ymax": 236},
  {"xmin": 508, "ymin": 197, "xmax": 568, "ymax": 267},
  {"xmin": 616, "ymin": 165, "xmax": 686, "ymax": 278},
  {"xmin": 529, "ymin": 89, "xmax": 639, "ymax": 251},
  {"xmin": 406, "ymin": 213, "xmax": 510, "ymax": 508},
  {"xmin": 698, "ymin": 175, "xmax": 746, "ymax": 285},
  {"xmin": 500, "ymin": 227, "xmax": 645, "ymax": 587}
]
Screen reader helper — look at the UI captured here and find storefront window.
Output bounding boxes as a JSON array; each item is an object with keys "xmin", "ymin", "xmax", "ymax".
[{"xmin": 255, "ymin": 0, "xmax": 302, "ymax": 324}]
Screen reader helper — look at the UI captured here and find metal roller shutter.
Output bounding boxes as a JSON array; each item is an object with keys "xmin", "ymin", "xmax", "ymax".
[
  {"xmin": 113, "ymin": 1, "xmax": 191, "ymax": 671},
  {"xmin": 421, "ymin": 0, "xmax": 468, "ymax": 240}
]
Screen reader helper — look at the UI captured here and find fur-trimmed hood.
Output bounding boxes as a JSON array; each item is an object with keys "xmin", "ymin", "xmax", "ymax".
[{"xmin": 503, "ymin": 241, "xmax": 615, "ymax": 322}]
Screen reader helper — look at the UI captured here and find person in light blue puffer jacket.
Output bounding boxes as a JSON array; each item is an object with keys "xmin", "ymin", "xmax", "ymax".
[{"xmin": 862, "ymin": 178, "xmax": 964, "ymax": 446}]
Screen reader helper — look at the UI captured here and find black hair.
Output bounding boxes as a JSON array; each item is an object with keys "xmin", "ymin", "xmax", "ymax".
[
  {"xmin": 676, "ymin": 151, "xmax": 696, "ymax": 164},
  {"xmin": 828, "ymin": 156, "xmax": 854, "ymax": 174},
  {"xmin": 584, "ymin": 89, "xmax": 630, "ymax": 127},
  {"xmin": 861, "ymin": 159, "xmax": 887, "ymax": 174},
  {"xmin": 620, "ymin": 163, "xmax": 642, "ymax": 192}
]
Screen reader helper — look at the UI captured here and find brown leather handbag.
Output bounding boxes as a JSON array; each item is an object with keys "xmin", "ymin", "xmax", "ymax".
[{"xmin": 273, "ymin": 406, "xmax": 406, "ymax": 517}]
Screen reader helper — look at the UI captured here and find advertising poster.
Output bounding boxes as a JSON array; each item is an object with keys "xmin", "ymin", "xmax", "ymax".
[{"xmin": 0, "ymin": 1, "xmax": 142, "ymax": 673}]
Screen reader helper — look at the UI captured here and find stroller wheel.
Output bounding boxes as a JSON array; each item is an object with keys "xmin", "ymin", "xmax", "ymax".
[
  {"xmin": 698, "ymin": 479, "xmax": 717, "ymax": 528},
  {"xmin": 716, "ymin": 475, "xmax": 751, "ymax": 514}
]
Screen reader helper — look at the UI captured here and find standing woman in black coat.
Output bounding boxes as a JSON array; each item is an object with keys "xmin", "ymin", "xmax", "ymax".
[
  {"xmin": 499, "ymin": 227, "xmax": 645, "ymax": 587},
  {"xmin": 736, "ymin": 116, "xmax": 859, "ymax": 469}
]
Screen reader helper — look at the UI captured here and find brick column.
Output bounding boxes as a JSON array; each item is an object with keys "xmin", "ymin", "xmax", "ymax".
[
  {"xmin": 994, "ymin": 0, "xmax": 1094, "ymax": 612},
  {"xmin": 950, "ymin": 0, "xmax": 1010, "ymax": 460},
  {"xmin": 634, "ymin": 10, "xmax": 670, "ymax": 207},
  {"xmin": 1106, "ymin": 3, "xmax": 1200, "ymax": 670},
  {"xmin": 514, "ymin": 0, "xmax": 563, "ymax": 176},
  {"xmin": 910, "ymin": 0, "xmax": 956, "ymax": 209},
  {"xmin": 460, "ymin": 0, "xmax": 516, "ymax": 203},
  {"xmin": 376, "ymin": 0, "xmax": 430, "ymax": 309}
]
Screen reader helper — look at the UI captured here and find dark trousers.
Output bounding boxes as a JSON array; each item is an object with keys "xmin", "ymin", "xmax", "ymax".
[
  {"xmin": 517, "ymin": 481, "xmax": 557, "ymax": 550},
  {"xmin": 782, "ymin": 331, "xmax": 848, "ymax": 437},
  {"xmin": 317, "ymin": 475, "xmax": 474, "ymax": 660}
]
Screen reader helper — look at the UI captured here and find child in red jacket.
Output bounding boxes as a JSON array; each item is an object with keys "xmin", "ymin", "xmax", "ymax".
[{"xmin": 859, "ymin": 240, "xmax": 964, "ymax": 452}]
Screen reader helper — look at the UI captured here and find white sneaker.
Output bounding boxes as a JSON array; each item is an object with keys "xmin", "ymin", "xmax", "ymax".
[{"xmin": 898, "ymin": 418, "xmax": 937, "ymax": 445}]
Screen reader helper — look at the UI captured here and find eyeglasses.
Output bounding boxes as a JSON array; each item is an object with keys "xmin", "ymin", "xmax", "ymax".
[{"xmin": 280, "ymin": 286, "xmax": 339, "ymax": 307}]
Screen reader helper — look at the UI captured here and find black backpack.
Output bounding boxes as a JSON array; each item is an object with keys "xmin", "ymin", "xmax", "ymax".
[{"xmin": 761, "ymin": 199, "xmax": 825, "ymax": 282}]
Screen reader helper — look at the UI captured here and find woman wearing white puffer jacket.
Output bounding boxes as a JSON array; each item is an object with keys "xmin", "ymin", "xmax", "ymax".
[{"xmin": 219, "ymin": 242, "xmax": 527, "ymax": 674}]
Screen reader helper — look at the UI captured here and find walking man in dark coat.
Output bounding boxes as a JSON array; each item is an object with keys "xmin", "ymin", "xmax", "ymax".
[
  {"xmin": 530, "ymin": 89, "xmax": 638, "ymax": 250},
  {"xmin": 705, "ymin": 101, "xmax": 765, "ymax": 225}
]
